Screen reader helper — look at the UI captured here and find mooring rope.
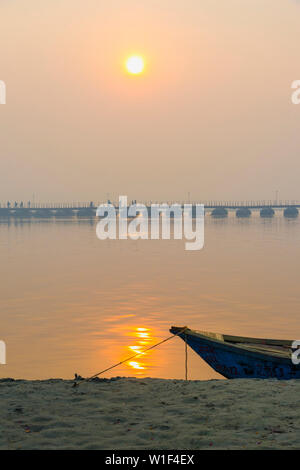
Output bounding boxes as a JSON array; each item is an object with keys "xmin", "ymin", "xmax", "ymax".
[{"xmin": 73, "ymin": 326, "xmax": 188, "ymax": 387}]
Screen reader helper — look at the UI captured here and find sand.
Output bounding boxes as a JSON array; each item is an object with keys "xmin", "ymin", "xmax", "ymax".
[{"xmin": 0, "ymin": 376, "xmax": 299, "ymax": 450}]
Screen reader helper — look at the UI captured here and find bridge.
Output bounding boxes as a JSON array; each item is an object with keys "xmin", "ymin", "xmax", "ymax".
[{"xmin": 0, "ymin": 201, "xmax": 299, "ymax": 218}]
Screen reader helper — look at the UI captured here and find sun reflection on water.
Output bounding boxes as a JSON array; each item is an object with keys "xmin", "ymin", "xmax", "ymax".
[
  {"xmin": 128, "ymin": 361, "xmax": 145, "ymax": 370},
  {"xmin": 125, "ymin": 327, "xmax": 154, "ymax": 375}
]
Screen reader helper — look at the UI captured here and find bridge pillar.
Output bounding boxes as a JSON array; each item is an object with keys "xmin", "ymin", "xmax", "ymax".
[
  {"xmin": 260, "ymin": 207, "xmax": 275, "ymax": 218},
  {"xmin": 0, "ymin": 209, "xmax": 11, "ymax": 218},
  {"xmin": 12, "ymin": 209, "xmax": 32, "ymax": 218},
  {"xmin": 284, "ymin": 207, "xmax": 299, "ymax": 218},
  {"xmin": 211, "ymin": 207, "xmax": 228, "ymax": 218},
  {"xmin": 55, "ymin": 209, "xmax": 75, "ymax": 218},
  {"xmin": 236, "ymin": 208, "xmax": 251, "ymax": 218},
  {"xmin": 32, "ymin": 209, "xmax": 54, "ymax": 218},
  {"xmin": 77, "ymin": 208, "xmax": 96, "ymax": 217}
]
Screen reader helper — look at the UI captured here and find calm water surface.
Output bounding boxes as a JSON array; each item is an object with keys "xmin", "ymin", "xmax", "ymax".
[{"xmin": 1, "ymin": 213, "xmax": 299, "ymax": 380}]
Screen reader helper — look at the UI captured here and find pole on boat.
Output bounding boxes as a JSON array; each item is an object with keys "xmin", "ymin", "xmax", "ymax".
[{"xmin": 185, "ymin": 334, "xmax": 188, "ymax": 381}]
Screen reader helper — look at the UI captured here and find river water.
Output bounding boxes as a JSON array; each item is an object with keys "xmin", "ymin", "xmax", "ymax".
[{"xmin": 0, "ymin": 212, "xmax": 299, "ymax": 380}]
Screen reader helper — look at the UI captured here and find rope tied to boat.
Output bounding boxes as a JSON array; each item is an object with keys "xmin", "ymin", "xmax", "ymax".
[{"xmin": 72, "ymin": 326, "xmax": 188, "ymax": 388}]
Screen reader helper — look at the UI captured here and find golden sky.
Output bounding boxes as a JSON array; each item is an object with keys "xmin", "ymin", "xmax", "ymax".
[{"xmin": 0, "ymin": 0, "xmax": 300, "ymax": 203}]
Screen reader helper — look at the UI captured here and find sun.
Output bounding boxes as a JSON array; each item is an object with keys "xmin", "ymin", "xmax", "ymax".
[{"xmin": 126, "ymin": 56, "xmax": 144, "ymax": 75}]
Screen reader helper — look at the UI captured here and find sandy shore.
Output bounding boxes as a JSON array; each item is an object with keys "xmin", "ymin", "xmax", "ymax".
[{"xmin": 0, "ymin": 376, "xmax": 299, "ymax": 450}]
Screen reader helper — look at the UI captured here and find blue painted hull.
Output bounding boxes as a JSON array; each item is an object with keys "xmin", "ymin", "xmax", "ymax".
[{"xmin": 171, "ymin": 327, "xmax": 300, "ymax": 380}]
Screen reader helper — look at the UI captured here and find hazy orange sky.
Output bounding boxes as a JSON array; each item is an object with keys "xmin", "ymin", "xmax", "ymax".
[{"xmin": 0, "ymin": 0, "xmax": 300, "ymax": 203}]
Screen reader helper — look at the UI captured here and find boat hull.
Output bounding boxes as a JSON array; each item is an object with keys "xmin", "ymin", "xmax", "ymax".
[{"xmin": 171, "ymin": 328, "xmax": 300, "ymax": 380}]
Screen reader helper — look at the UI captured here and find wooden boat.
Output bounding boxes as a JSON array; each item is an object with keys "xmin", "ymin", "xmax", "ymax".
[{"xmin": 170, "ymin": 326, "xmax": 300, "ymax": 379}]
